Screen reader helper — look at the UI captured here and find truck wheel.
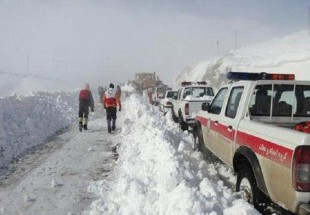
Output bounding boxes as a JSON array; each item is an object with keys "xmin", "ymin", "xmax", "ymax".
[
  {"xmin": 194, "ymin": 126, "xmax": 203, "ymax": 151},
  {"xmin": 236, "ymin": 165, "xmax": 262, "ymax": 208},
  {"xmin": 179, "ymin": 120, "xmax": 188, "ymax": 131},
  {"xmin": 171, "ymin": 108, "xmax": 178, "ymax": 123},
  {"xmin": 178, "ymin": 114, "xmax": 188, "ymax": 131}
]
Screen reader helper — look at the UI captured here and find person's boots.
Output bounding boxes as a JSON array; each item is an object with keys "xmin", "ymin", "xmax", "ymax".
[{"xmin": 83, "ymin": 118, "xmax": 88, "ymax": 130}]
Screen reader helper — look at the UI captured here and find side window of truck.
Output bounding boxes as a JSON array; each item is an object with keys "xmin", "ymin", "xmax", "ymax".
[
  {"xmin": 183, "ymin": 88, "xmax": 191, "ymax": 99},
  {"xmin": 249, "ymin": 85, "xmax": 272, "ymax": 116},
  {"xmin": 209, "ymin": 88, "xmax": 228, "ymax": 114},
  {"xmin": 225, "ymin": 87, "xmax": 244, "ymax": 118},
  {"xmin": 272, "ymin": 85, "xmax": 294, "ymax": 116},
  {"xmin": 177, "ymin": 89, "xmax": 182, "ymax": 100}
]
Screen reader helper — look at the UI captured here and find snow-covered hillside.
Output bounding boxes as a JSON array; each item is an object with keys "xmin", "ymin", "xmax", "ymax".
[
  {"xmin": 0, "ymin": 72, "xmax": 76, "ymax": 97},
  {"xmin": 175, "ymin": 30, "xmax": 310, "ymax": 89}
]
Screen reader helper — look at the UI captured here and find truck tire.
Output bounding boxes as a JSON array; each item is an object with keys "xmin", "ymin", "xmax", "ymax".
[
  {"xmin": 178, "ymin": 112, "xmax": 188, "ymax": 131},
  {"xmin": 195, "ymin": 125, "xmax": 204, "ymax": 152},
  {"xmin": 171, "ymin": 107, "xmax": 178, "ymax": 123},
  {"xmin": 236, "ymin": 164, "xmax": 264, "ymax": 209},
  {"xmin": 179, "ymin": 119, "xmax": 188, "ymax": 131}
]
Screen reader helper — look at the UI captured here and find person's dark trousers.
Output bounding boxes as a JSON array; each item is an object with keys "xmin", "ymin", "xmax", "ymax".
[
  {"xmin": 106, "ymin": 106, "xmax": 117, "ymax": 133},
  {"xmin": 79, "ymin": 108, "xmax": 89, "ymax": 129}
]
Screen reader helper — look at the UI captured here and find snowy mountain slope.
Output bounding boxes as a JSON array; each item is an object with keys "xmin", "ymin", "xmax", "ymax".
[
  {"xmin": 0, "ymin": 72, "xmax": 76, "ymax": 97},
  {"xmin": 175, "ymin": 30, "xmax": 310, "ymax": 89}
]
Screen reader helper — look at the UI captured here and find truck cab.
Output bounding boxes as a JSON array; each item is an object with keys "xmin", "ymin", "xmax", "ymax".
[{"xmin": 195, "ymin": 72, "xmax": 310, "ymax": 214}]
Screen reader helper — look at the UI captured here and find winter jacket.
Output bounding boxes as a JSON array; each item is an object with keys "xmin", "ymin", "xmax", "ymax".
[
  {"xmin": 103, "ymin": 88, "xmax": 121, "ymax": 109},
  {"xmin": 79, "ymin": 89, "xmax": 94, "ymax": 111}
]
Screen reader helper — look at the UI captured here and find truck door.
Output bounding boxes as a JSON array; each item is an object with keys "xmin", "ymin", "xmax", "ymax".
[
  {"xmin": 202, "ymin": 87, "xmax": 228, "ymax": 154},
  {"xmin": 218, "ymin": 86, "xmax": 244, "ymax": 166},
  {"xmin": 173, "ymin": 88, "xmax": 183, "ymax": 117}
]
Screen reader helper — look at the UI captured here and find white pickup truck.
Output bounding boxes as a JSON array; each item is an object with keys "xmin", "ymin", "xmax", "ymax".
[
  {"xmin": 159, "ymin": 90, "xmax": 178, "ymax": 114},
  {"xmin": 195, "ymin": 72, "xmax": 310, "ymax": 214},
  {"xmin": 171, "ymin": 81, "xmax": 214, "ymax": 130}
]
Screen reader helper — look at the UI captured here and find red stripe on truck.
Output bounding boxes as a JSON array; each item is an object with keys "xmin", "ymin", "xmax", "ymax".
[
  {"xmin": 210, "ymin": 120, "xmax": 235, "ymax": 141},
  {"xmin": 196, "ymin": 116, "xmax": 208, "ymax": 126},
  {"xmin": 236, "ymin": 130, "xmax": 293, "ymax": 168},
  {"xmin": 196, "ymin": 116, "xmax": 293, "ymax": 168}
]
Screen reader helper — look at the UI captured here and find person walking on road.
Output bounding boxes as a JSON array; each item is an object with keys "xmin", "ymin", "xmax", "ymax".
[
  {"xmin": 79, "ymin": 83, "xmax": 94, "ymax": 131},
  {"xmin": 103, "ymin": 83, "xmax": 122, "ymax": 133}
]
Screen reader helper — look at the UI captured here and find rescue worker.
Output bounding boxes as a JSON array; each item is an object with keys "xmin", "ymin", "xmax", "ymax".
[
  {"xmin": 103, "ymin": 83, "xmax": 122, "ymax": 133},
  {"xmin": 98, "ymin": 86, "xmax": 104, "ymax": 104},
  {"xmin": 116, "ymin": 85, "xmax": 122, "ymax": 98},
  {"xmin": 79, "ymin": 83, "xmax": 94, "ymax": 131}
]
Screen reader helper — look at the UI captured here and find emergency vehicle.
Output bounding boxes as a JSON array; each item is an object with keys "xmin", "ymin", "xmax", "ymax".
[
  {"xmin": 171, "ymin": 81, "xmax": 214, "ymax": 130},
  {"xmin": 159, "ymin": 90, "xmax": 177, "ymax": 114},
  {"xmin": 194, "ymin": 72, "xmax": 310, "ymax": 214}
]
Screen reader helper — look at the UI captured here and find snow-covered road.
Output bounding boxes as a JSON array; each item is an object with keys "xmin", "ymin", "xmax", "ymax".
[
  {"xmin": 0, "ymin": 94, "xmax": 260, "ymax": 215},
  {"xmin": 0, "ymin": 109, "xmax": 119, "ymax": 215}
]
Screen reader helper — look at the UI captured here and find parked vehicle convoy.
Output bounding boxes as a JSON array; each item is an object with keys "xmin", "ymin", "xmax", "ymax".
[
  {"xmin": 171, "ymin": 81, "xmax": 214, "ymax": 130},
  {"xmin": 152, "ymin": 87, "xmax": 168, "ymax": 106},
  {"xmin": 194, "ymin": 72, "xmax": 310, "ymax": 214},
  {"xmin": 159, "ymin": 90, "xmax": 177, "ymax": 114}
]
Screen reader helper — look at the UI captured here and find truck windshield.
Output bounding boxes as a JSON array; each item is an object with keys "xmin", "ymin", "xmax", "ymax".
[
  {"xmin": 183, "ymin": 87, "xmax": 214, "ymax": 99},
  {"xmin": 166, "ymin": 91, "xmax": 177, "ymax": 98},
  {"xmin": 249, "ymin": 84, "xmax": 310, "ymax": 117}
]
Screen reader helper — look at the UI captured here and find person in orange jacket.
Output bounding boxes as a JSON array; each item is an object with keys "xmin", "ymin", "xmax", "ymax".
[
  {"xmin": 79, "ymin": 83, "xmax": 94, "ymax": 131},
  {"xmin": 103, "ymin": 83, "xmax": 122, "ymax": 133}
]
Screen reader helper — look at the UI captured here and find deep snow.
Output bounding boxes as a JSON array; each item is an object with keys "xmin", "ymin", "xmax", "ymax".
[
  {"xmin": 0, "ymin": 108, "xmax": 119, "ymax": 214},
  {"xmin": 0, "ymin": 91, "xmax": 78, "ymax": 168},
  {"xmin": 0, "ymin": 91, "xmax": 260, "ymax": 214},
  {"xmin": 87, "ymin": 94, "xmax": 259, "ymax": 214}
]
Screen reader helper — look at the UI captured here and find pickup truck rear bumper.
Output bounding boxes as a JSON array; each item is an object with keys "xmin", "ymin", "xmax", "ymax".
[{"xmin": 298, "ymin": 203, "xmax": 310, "ymax": 215}]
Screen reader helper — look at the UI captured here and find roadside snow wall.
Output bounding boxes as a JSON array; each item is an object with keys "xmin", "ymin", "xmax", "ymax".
[
  {"xmin": 0, "ymin": 91, "xmax": 78, "ymax": 168},
  {"xmin": 88, "ymin": 94, "xmax": 260, "ymax": 215}
]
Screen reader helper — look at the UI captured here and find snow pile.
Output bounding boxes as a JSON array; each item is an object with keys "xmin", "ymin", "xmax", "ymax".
[
  {"xmin": 0, "ymin": 91, "xmax": 78, "ymax": 168},
  {"xmin": 175, "ymin": 30, "xmax": 310, "ymax": 89},
  {"xmin": 88, "ymin": 94, "xmax": 259, "ymax": 214}
]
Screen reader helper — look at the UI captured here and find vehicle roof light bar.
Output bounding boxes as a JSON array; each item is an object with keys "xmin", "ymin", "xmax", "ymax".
[
  {"xmin": 227, "ymin": 72, "xmax": 295, "ymax": 81},
  {"xmin": 181, "ymin": 81, "xmax": 207, "ymax": 86}
]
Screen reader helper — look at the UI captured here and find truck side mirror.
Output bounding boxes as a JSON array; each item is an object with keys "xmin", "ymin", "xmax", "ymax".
[{"xmin": 201, "ymin": 102, "xmax": 210, "ymax": 111}]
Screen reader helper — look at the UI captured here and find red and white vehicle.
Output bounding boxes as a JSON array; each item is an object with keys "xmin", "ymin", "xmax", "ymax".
[
  {"xmin": 195, "ymin": 72, "xmax": 310, "ymax": 214},
  {"xmin": 171, "ymin": 81, "xmax": 214, "ymax": 130},
  {"xmin": 159, "ymin": 90, "xmax": 178, "ymax": 114}
]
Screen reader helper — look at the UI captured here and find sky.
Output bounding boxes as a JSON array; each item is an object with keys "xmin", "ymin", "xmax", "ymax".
[{"xmin": 0, "ymin": 0, "xmax": 309, "ymax": 89}]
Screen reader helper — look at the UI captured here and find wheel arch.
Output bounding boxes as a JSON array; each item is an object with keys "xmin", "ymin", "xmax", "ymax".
[
  {"xmin": 233, "ymin": 146, "xmax": 269, "ymax": 197},
  {"xmin": 170, "ymin": 104, "xmax": 178, "ymax": 122}
]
